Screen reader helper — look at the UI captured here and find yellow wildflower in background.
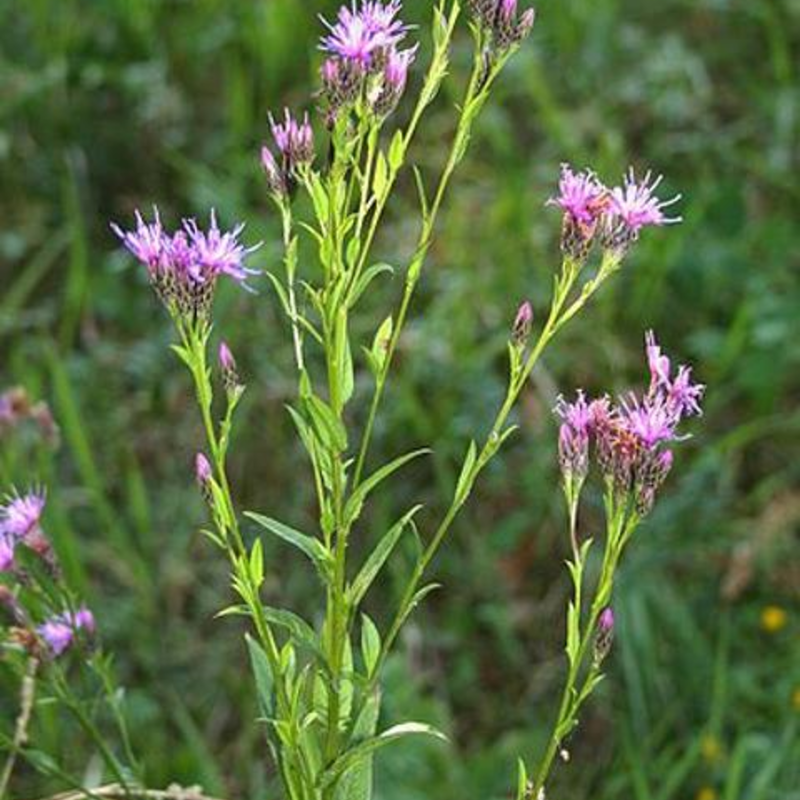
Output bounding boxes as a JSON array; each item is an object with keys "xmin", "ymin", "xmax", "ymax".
[
  {"xmin": 792, "ymin": 687, "xmax": 800, "ymax": 712},
  {"xmin": 701, "ymin": 734, "xmax": 722, "ymax": 763},
  {"xmin": 696, "ymin": 788, "xmax": 717, "ymax": 800},
  {"xmin": 760, "ymin": 605, "xmax": 787, "ymax": 633}
]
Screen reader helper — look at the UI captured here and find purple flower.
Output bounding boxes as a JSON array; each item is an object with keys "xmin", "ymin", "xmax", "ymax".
[
  {"xmin": 110, "ymin": 208, "xmax": 165, "ymax": 275},
  {"xmin": 555, "ymin": 391, "xmax": 593, "ymax": 480},
  {"xmin": 0, "ymin": 490, "xmax": 46, "ymax": 540},
  {"xmin": 374, "ymin": 45, "xmax": 417, "ymax": 116},
  {"xmin": 548, "ymin": 164, "xmax": 608, "ymax": 227},
  {"xmin": 269, "ymin": 110, "xmax": 315, "ymax": 167},
  {"xmin": 183, "ymin": 211, "xmax": 261, "ymax": 285},
  {"xmin": 667, "ymin": 365, "xmax": 705, "ymax": 418},
  {"xmin": 321, "ymin": 1, "xmax": 409, "ymax": 67},
  {"xmin": 38, "ymin": 606, "xmax": 95, "ymax": 658},
  {"xmin": 619, "ymin": 395, "xmax": 678, "ymax": 449},
  {"xmin": 609, "ymin": 169, "xmax": 682, "ymax": 233}
]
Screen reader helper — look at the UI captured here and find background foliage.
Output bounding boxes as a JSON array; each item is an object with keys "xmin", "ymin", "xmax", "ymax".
[{"xmin": 1, "ymin": 0, "xmax": 799, "ymax": 798}]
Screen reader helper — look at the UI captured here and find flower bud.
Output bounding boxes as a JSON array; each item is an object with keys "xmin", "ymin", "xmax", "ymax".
[
  {"xmin": 512, "ymin": 300, "xmax": 533, "ymax": 347},
  {"xmin": 195, "ymin": 452, "xmax": 214, "ymax": 505},
  {"xmin": 261, "ymin": 146, "xmax": 286, "ymax": 198},
  {"xmin": 594, "ymin": 607, "xmax": 615, "ymax": 663},
  {"xmin": 218, "ymin": 340, "xmax": 242, "ymax": 395}
]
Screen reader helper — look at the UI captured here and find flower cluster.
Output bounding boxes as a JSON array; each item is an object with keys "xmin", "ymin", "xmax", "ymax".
[
  {"xmin": 37, "ymin": 607, "xmax": 96, "ymax": 657},
  {"xmin": 548, "ymin": 164, "xmax": 682, "ymax": 260},
  {"xmin": 261, "ymin": 110, "xmax": 315, "ymax": 198},
  {"xmin": 318, "ymin": 1, "xmax": 417, "ymax": 121},
  {"xmin": 111, "ymin": 209, "xmax": 260, "ymax": 319},
  {"xmin": 0, "ymin": 490, "xmax": 49, "ymax": 572},
  {"xmin": 468, "ymin": 0, "xmax": 536, "ymax": 53},
  {"xmin": 555, "ymin": 330, "xmax": 704, "ymax": 515},
  {"xmin": 1, "ymin": 489, "xmax": 95, "ymax": 658}
]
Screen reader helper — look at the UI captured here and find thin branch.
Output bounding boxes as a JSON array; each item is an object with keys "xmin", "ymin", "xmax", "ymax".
[
  {"xmin": 30, "ymin": 784, "xmax": 229, "ymax": 800},
  {"xmin": 0, "ymin": 656, "xmax": 40, "ymax": 800}
]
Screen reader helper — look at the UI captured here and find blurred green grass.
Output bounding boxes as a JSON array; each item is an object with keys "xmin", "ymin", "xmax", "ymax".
[{"xmin": 1, "ymin": 0, "xmax": 799, "ymax": 798}]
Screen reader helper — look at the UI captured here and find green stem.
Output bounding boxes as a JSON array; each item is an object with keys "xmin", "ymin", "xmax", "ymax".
[
  {"xmin": 352, "ymin": 48, "xmax": 485, "ymax": 488},
  {"xmin": 281, "ymin": 204, "xmax": 305, "ymax": 373}
]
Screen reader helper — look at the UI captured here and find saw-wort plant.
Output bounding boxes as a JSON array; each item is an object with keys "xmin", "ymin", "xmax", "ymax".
[{"xmin": 1, "ymin": 2, "xmax": 705, "ymax": 799}]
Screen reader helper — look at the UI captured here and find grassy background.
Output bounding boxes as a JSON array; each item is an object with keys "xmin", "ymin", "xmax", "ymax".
[{"xmin": 1, "ymin": 0, "xmax": 799, "ymax": 798}]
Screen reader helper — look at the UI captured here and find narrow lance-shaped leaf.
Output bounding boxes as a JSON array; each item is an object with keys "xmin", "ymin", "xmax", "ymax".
[
  {"xmin": 319, "ymin": 722, "xmax": 447, "ymax": 789},
  {"xmin": 246, "ymin": 512, "xmax": 332, "ymax": 578},
  {"xmin": 348, "ymin": 505, "xmax": 423, "ymax": 607},
  {"xmin": 345, "ymin": 449, "xmax": 429, "ymax": 524}
]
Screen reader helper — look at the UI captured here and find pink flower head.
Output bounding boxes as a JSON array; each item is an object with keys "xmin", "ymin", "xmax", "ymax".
[
  {"xmin": 668, "ymin": 365, "xmax": 705, "ymax": 418},
  {"xmin": 548, "ymin": 164, "xmax": 609, "ymax": 227},
  {"xmin": 555, "ymin": 391, "xmax": 593, "ymax": 479},
  {"xmin": 512, "ymin": 300, "xmax": 533, "ymax": 344},
  {"xmin": 609, "ymin": 169, "xmax": 682, "ymax": 232},
  {"xmin": 182, "ymin": 210, "xmax": 261, "ymax": 285},
  {"xmin": 320, "ymin": 1, "xmax": 409, "ymax": 67},
  {"xmin": 110, "ymin": 207, "xmax": 166, "ymax": 275},
  {"xmin": 38, "ymin": 606, "xmax": 95, "ymax": 658},
  {"xmin": 384, "ymin": 45, "xmax": 416, "ymax": 92},
  {"xmin": 620, "ymin": 394, "xmax": 677, "ymax": 450},
  {"xmin": 0, "ymin": 490, "xmax": 46, "ymax": 540}
]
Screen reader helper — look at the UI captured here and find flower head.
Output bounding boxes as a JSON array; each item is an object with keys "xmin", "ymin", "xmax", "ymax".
[
  {"xmin": 548, "ymin": 164, "xmax": 609, "ymax": 259},
  {"xmin": 555, "ymin": 391, "xmax": 594, "ymax": 481},
  {"xmin": 320, "ymin": 1, "xmax": 409, "ymax": 67},
  {"xmin": 0, "ymin": 490, "xmax": 46, "ymax": 540},
  {"xmin": 609, "ymin": 169, "xmax": 682, "ymax": 233},
  {"xmin": 109, "ymin": 208, "xmax": 165, "ymax": 275},
  {"xmin": 183, "ymin": 211, "xmax": 261, "ymax": 284},
  {"xmin": 373, "ymin": 45, "xmax": 417, "ymax": 116},
  {"xmin": 38, "ymin": 606, "xmax": 95, "ymax": 658},
  {"xmin": 555, "ymin": 331, "xmax": 703, "ymax": 514},
  {"xmin": 113, "ymin": 209, "xmax": 260, "ymax": 318}
]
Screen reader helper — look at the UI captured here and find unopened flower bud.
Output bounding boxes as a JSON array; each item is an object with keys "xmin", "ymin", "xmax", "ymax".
[
  {"xmin": 218, "ymin": 340, "xmax": 242, "ymax": 394},
  {"xmin": 261, "ymin": 146, "xmax": 286, "ymax": 198},
  {"xmin": 594, "ymin": 607, "xmax": 615, "ymax": 663},
  {"xmin": 195, "ymin": 452, "xmax": 214, "ymax": 505},
  {"xmin": 512, "ymin": 300, "xmax": 534, "ymax": 347}
]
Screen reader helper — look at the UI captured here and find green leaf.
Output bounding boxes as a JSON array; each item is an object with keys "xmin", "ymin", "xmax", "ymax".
[
  {"xmin": 566, "ymin": 600, "xmax": 579, "ymax": 666},
  {"xmin": 516, "ymin": 758, "xmax": 529, "ymax": 800},
  {"xmin": 388, "ymin": 130, "xmax": 406, "ymax": 171},
  {"xmin": 320, "ymin": 722, "xmax": 447, "ymax": 789},
  {"xmin": 250, "ymin": 539, "xmax": 264, "ymax": 588},
  {"xmin": 349, "ymin": 263, "xmax": 394, "ymax": 308},
  {"xmin": 304, "ymin": 393, "xmax": 348, "ymax": 453},
  {"xmin": 345, "ymin": 449, "xmax": 429, "ymax": 524},
  {"xmin": 348, "ymin": 505, "xmax": 423, "ymax": 607},
  {"xmin": 360, "ymin": 614, "xmax": 381, "ymax": 678},
  {"xmin": 261, "ymin": 606, "xmax": 323, "ymax": 661},
  {"xmin": 246, "ymin": 634, "xmax": 274, "ymax": 717},
  {"xmin": 334, "ymin": 691, "xmax": 381, "ymax": 800},
  {"xmin": 454, "ymin": 440, "xmax": 477, "ymax": 506},
  {"xmin": 369, "ymin": 315, "xmax": 393, "ymax": 376},
  {"xmin": 373, "ymin": 151, "xmax": 388, "ymax": 198},
  {"xmin": 246, "ymin": 512, "xmax": 332, "ymax": 577}
]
